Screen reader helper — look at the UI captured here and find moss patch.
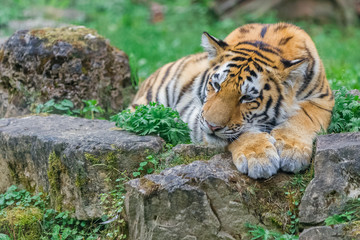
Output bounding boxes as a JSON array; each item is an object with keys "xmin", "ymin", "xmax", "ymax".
[
  {"xmin": 47, "ymin": 151, "xmax": 66, "ymax": 211},
  {"xmin": 30, "ymin": 26, "xmax": 104, "ymax": 49},
  {"xmin": 0, "ymin": 206, "xmax": 43, "ymax": 239}
]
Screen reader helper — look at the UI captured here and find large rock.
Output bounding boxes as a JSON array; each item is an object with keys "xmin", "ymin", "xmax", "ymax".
[
  {"xmin": 0, "ymin": 115, "xmax": 164, "ymax": 219},
  {"xmin": 0, "ymin": 26, "xmax": 132, "ymax": 118},
  {"xmin": 125, "ymin": 153, "xmax": 294, "ymax": 240},
  {"xmin": 299, "ymin": 132, "xmax": 360, "ymax": 225}
]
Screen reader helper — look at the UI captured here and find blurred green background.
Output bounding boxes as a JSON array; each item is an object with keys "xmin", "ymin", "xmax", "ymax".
[{"xmin": 1, "ymin": 0, "xmax": 359, "ymax": 90}]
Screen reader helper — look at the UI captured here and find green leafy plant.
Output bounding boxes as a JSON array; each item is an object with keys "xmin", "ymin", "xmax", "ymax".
[
  {"xmin": 40, "ymin": 209, "xmax": 102, "ymax": 240},
  {"xmin": 245, "ymin": 223, "xmax": 299, "ymax": 240},
  {"xmin": 36, "ymin": 99, "xmax": 105, "ymax": 120},
  {"xmin": 325, "ymin": 211, "xmax": 354, "ymax": 225},
  {"xmin": 81, "ymin": 99, "xmax": 105, "ymax": 120},
  {"xmin": 328, "ymin": 87, "xmax": 360, "ymax": 133},
  {"xmin": 0, "ymin": 185, "xmax": 45, "ymax": 211},
  {"xmin": 35, "ymin": 99, "xmax": 79, "ymax": 116},
  {"xmin": 111, "ymin": 102, "xmax": 191, "ymax": 145}
]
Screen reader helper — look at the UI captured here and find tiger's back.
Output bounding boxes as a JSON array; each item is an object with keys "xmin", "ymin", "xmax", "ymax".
[{"xmin": 131, "ymin": 23, "xmax": 334, "ymax": 179}]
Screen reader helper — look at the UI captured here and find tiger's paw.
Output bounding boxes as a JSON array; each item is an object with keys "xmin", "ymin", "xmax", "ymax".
[
  {"xmin": 271, "ymin": 130, "xmax": 312, "ymax": 173},
  {"xmin": 229, "ymin": 133, "xmax": 280, "ymax": 179}
]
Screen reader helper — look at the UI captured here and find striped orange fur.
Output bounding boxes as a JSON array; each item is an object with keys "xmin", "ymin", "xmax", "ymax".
[{"xmin": 131, "ymin": 23, "xmax": 334, "ymax": 179}]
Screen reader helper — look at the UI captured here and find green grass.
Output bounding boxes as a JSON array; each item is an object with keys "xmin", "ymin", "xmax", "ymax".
[{"xmin": 2, "ymin": 0, "xmax": 359, "ymax": 90}]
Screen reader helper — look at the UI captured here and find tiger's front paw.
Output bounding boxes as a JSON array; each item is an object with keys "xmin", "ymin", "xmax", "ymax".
[
  {"xmin": 229, "ymin": 132, "xmax": 280, "ymax": 179},
  {"xmin": 271, "ymin": 130, "xmax": 312, "ymax": 173}
]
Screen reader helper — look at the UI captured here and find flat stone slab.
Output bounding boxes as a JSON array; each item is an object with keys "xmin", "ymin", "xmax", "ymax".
[
  {"xmin": 299, "ymin": 132, "xmax": 360, "ymax": 225},
  {"xmin": 0, "ymin": 114, "xmax": 164, "ymax": 219}
]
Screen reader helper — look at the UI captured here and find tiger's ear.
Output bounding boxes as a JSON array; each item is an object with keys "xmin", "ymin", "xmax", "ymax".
[
  {"xmin": 281, "ymin": 58, "xmax": 309, "ymax": 82},
  {"xmin": 201, "ymin": 32, "xmax": 228, "ymax": 60}
]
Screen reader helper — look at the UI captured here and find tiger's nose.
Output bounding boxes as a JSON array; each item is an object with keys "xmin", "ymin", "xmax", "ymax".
[{"xmin": 205, "ymin": 120, "xmax": 224, "ymax": 132}]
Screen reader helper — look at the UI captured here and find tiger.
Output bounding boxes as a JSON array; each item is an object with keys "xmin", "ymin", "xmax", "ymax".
[{"xmin": 131, "ymin": 23, "xmax": 334, "ymax": 179}]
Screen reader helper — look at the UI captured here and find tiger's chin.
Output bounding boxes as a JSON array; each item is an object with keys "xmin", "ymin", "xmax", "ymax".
[{"xmin": 204, "ymin": 133, "xmax": 229, "ymax": 147}]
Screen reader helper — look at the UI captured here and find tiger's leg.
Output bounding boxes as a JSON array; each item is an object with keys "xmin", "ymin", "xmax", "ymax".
[
  {"xmin": 228, "ymin": 132, "xmax": 280, "ymax": 179},
  {"xmin": 270, "ymin": 100, "xmax": 332, "ymax": 173}
]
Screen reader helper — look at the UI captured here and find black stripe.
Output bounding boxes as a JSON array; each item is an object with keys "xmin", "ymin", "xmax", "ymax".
[
  {"xmin": 252, "ymin": 96, "xmax": 273, "ymax": 121},
  {"xmin": 260, "ymin": 25, "xmax": 268, "ymax": 38},
  {"xmin": 146, "ymin": 70, "xmax": 161, "ymax": 102},
  {"xmin": 156, "ymin": 62, "xmax": 176, "ymax": 103},
  {"xmin": 264, "ymin": 83, "xmax": 271, "ymax": 90},
  {"xmin": 227, "ymin": 63, "xmax": 241, "ymax": 68},
  {"xmin": 297, "ymin": 49, "xmax": 315, "ymax": 97},
  {"xmin": 237, "ymin": 48, "xmax": 274, "ymax": 63},
  {"xmin": 279, "ymin": 36, "xmax": 293, "ymax": 45},
  {"xmin": 302, "ymin": 72, "xmax": 323, "ymax": 100},
  {"xmin": 308, "ymin": 100, "xmax": 332, "ymax": 113},
  {"xmin": 198, "ymin": 69, "xmax": 209, "ymax": 103},
  {"xmin": 231, "ymin": 56, "xmax": 247, "ymax": 62},
  {"xmin": 239, "ymin": 27, "xmax": 249, "ymax": 33},
  {"xmin": 179, "ymin": 99, "xmax": 194, "ymax": 116},
  {"xmin": 253, "ymin": 61, "xmax": 263, "ymax": 72},
  {"xmin": 146, "ymin": 88, "xmax": 152, "ymax": 102},
  {"xmin": 185, "ymin": 105, "xmax": 197, "ymax": 125},
  {"xmin": 249, "ymin": 70, "xmax": 257, "ymax": 78},
  {"xmin": 230, "ymin": 50, "xmax": 250, "ymax": 56},
  {"xmin": 274, "ymin": 24, "xmax": 289, "ymax": 32},
  {"xmin": 273, "ymin": 80, "xmax": 283, "ymax": 118},
  {"xmin": 274, "ymin": 94, "xmax": 283, "ymax": 118},
  {"xmin": 318, "ymin": 87, "xmax": 330, "ymax": 99},
  {"xmin": 175, "ymin": 76, "xmax": 196, "ymax": 105},
  {"xmin": 236, "ymin": 40, "xmax": 281, "ymax": 54},
  {"xmin": 254, "ymin": 57, "xmax": 270, "ymax": 66},
  {"xmin": 301, "ymin": 107, "xmax": 314, "ymax": 123},
  {"xmin": 171, "ymin": 56, "xmax": 192, "ymax": 104}
]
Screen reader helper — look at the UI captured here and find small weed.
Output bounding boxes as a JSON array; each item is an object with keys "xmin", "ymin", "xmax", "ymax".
[
  {"xmin": 132, "ymin": 155, "xmax": 159, "ymax": 177},
  {"xmin": 325, "ymin": 198, "xmax": 360, "ymax": 226},
  {"xmin": 111, "ymin": 102, "xmax": 191, "ymax": 146},
  {"xmin": 245, "ymin": 223, "xmax": 299, "ymax": 240},
  {"xmin": 81, "ymin": 99, "xmax": 105, "ymax": 120}
]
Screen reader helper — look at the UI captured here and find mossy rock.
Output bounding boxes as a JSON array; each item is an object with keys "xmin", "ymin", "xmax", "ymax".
[{"xmin": 0, "ymin": 26, "xmax": 132, "ymax": 118}]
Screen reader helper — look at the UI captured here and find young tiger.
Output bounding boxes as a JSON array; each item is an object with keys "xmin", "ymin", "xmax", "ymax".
[{"xmin": 131, "ymin": 23, "xmax": 334, "ymax": 179}]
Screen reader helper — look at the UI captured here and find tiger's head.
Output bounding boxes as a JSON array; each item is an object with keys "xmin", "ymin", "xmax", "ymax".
[{"xmin": 198, "ymin": 32, "xmax": 307, "ymax": 146}]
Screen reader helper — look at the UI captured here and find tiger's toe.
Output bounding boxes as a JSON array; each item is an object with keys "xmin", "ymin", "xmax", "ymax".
[
  {"xmin": 233, "ymin": 147, "xmax": 280, "ymax": 179},
  {"xmin": 274, "ymin": 139, "xmax": 312, "ymax": 173}
]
